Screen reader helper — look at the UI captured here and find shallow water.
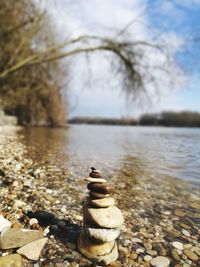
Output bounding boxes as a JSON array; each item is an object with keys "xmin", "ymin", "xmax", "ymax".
[{"xmin": 19, "ymin": 125, "xmax": 200, "ymax": 186}]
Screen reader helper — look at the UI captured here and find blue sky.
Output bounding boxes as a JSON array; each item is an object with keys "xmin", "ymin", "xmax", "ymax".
[{"xmin": 49, "ymin": 0, "xmax": 200, "ymax": 118}]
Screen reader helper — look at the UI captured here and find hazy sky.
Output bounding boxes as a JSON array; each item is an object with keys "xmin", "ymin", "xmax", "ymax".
[{"xmin": 49, "ymin": 0, "xmax": 200, "ymax": 118}]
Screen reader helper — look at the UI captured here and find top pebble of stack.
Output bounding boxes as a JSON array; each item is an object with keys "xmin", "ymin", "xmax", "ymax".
[{"xmin": 84, "ymin": 167, "xmax": 106, "ymax": 183}]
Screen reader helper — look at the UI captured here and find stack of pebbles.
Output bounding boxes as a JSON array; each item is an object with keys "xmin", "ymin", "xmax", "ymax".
[{"xmin": 78, "ymin": 167, "xmax": 124, "ymax": 265}]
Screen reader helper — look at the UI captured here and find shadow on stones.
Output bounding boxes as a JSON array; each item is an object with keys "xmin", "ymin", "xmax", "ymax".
[{"xmin": 27, "ymin": 210, "xmax": 81, "ymax": 244}]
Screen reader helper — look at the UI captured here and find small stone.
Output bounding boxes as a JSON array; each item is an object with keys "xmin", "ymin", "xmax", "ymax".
[
  {"xmin": 180, "ymin": 223, "xmax": 191, "ymax": 230},
  {"xmin": 86, "ymin": 227, "xmax": 120, "ymax": 242},
  {"xmin": 171, "ymin": 249, "xmax": 181, "ymax": 261},
  {"xmin": 172, "ymin": 242, "xmax": 183, "ymax": 250},
  {"xmin": 150, "ymin": 256, "xmax": 170, "ymax": 266},
  {"xmin": 183, "ymin": 249, "xmax": 198, "ymax": 261},
  {"xmin": 165, "ymin": 230, "xmax": 180, "ymax": 241},
  {"xmin": 184, "ymin": 244, "xmax": 192, "ymax": 249},
  {"xmin": 132, "ymin": 238, "xmax": 143, "ymax": 243},
  {"xmin": 83, "ymin": 204, "xmax": 123, "ymax": 228},
  {"xmin": 29, "ymin": 218, "xmax": 39, "ymax": 226},
  {"xmin": 0, "ymin": 254, "xmax": 22, "ymax": 267},
  {"xmin": 27, "ymin": 210, "xmax": 57, "ymax": 227},
  {"xmin": 0, "ymin": 215, "xmax": 11, "ymax": 232},
  {"xmin": 181, "ymin": 229, "xmax": 190, "ymax": 237},
  {"xmin": 60, "ymin": 206, "xmax": 67, "ymax": 213},
  {"xmin": 144, "ymin": 255, "xmax": 152, "ymax": 261},
  {"xmin": 143, "ymin": 241, "xmax": 152, "ymax": 250},
  {"xmin": 84, "ymin": 177, "xmax": 106, "ymax": 183},
  {"xmin": 17, "ymin": 238, "xmax": 48, "ymax": 261},
  {"xmin": 147, "ymin": 250, "xmax": 157, "ymax": 256},
  {"xmin": 89, "ymin": 197, "xmax": 115, "ymax": 208},
  {"xmin": 0, "ymin": 228, "xmax": 43, "ymax": 249},
  {"xmin": 90, "ymin": 192, "xmax": 110, "ymax": 199},
  {"xmin": 90, "ymin": 172, "xmax": 102, "ymax": 178},
  {"xmin": 12, "ymin": 200, "xmax": 26, "ymax": 209},
  {"xmin": 174, "ymin": 209, "xmax": 185, "ymax": 217},
  {"xmin": 136, "ymin": 248, "xmax": 145, "ymax": 254},
  {"xmin": 87, "ymin": 183, "xmax": 114, "ymax": 194}
]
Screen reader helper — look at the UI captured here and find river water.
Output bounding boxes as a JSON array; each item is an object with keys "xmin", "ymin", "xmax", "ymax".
[{"xmin": 19, "ymin": 125, "xmax": 200, "ymax": 187}]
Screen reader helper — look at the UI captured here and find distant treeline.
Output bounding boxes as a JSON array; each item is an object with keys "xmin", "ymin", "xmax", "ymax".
[{"xmin": 68, "ymin": 111, "xmax": 200, "ymax": 127}]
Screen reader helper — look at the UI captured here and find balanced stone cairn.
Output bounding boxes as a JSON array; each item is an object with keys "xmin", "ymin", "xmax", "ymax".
[{"xmin": 78, "ymin": 167, "xmax": 124, "ymax": 265}]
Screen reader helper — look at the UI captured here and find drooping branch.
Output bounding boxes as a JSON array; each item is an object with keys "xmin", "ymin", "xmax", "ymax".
[{"xmin": 0, "ymin": 34, "xmax": 169, "ymax": 96}]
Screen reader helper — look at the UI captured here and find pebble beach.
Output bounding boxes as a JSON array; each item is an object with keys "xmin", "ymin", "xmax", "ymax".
[{"xmin": 0, "ymin": 127, "xmax": 200, "ymax": 267}]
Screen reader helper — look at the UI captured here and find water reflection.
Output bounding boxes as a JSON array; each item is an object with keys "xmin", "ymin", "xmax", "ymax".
[
  {"xmin": 19, "ymin": 127, "xmax": 70, "ymax": 168},
  {"xmin": 18, "ymin": 125, "xmax": 200, "ymax": 186}
]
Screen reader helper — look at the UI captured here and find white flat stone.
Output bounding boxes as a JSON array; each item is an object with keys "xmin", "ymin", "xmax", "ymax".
[
  {"xmin": 172, "ymin": 241, "xmax": 183, "ymax": 250},
  {"xmin": 0, "ymin": 215, "xmax": 11, "ymax": 232},
  {"xmin": 84, "ymin": 177, "xmax": 106, "ymax": 183},
  {"xmin": 89, "ymin": 197, "xmax": 115, "ymax": 208},
  {"xmin": 17, "ymin": 238, "xmax": 48, "ymax": 261},
  {"xmin": 182, "ymin": 229, "xmax": 190, "ymax": 237},
  {"xmin": 150, "ymin": 256, "xmax": 170, "ymax": 267},
  {"xmin": 86, "ymin": 227, "xmax": 120, "ymax": 242}
]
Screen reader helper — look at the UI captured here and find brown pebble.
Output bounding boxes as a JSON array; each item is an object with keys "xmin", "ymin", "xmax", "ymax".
[
  {"xmin": 180, "ymin": 223, "xmax": 191, "ymax": 230},
  {"xmin": 147, "ymin": 250, "xmax": 157, "ymax": 256},
  {"xmin": 174, "ymin": 209, "xmax": 185, "ymax": 217},
  {"xmin": 12, "ymin": 221, "xmax": 22, "ymax": 229},
  {"xmin": 89, "ymin": 192, "xmax": 110, "ymax": 199},
  {"xmin": 87, "ymin": 183, "xmax": 114, "ymax": 194},
  {"xmin": 172, "ymin": 249, "xmax": 181, "ymax": 262},
  {"xmin": 107, "ymin": 261, "xmax": 122, "ymax": 267},
  {"xmin": 89, "ymin": 169, "xmax": 102, "ymax": 178},
  {"xmin": 183, "ymin": 249, "xmax": 198, "ymax": 261}
]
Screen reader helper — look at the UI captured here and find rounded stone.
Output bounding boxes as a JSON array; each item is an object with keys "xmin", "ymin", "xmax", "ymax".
[
  {"xmin": 183, "ymin": 249, "xmax": 198, "ymax": 261},
  {"xmin": 83, "ymin": 204, "xmax": 123, "ymax": 228},
  {"xmin": 181, "ymin": 229, "xmax": 190, "ymax": 237},
  {"xmin": 150, "ymin": 256, "xmax": 170, "ymax": 267},
  {"xmin": 77, "ymin": 232, "xmax": 118, "ymax": 265},
  {"xmin": 87, "ymin": 183, "xmax": 114, "ymax": 194},
  {"xmin": 172, "ymin": 242, "xmax": 183, "ymax": 250},
  {"xmin": 90, "ymin": 172, "xmax": 102, "ymax": 178},
  {"xmin": 85, "ymin": 227, "xmax": 120, "ymax": 242},
  {"xmin": 90, "ymin": 192, "xmax": 110, "ymax": 199},
  {"xmin": 90, "ymin": 197, "xmax": 115, "ymax": 208},
  {"xmin": 171, "ymin": 249, "xmax": 181, "ymax": 261},
  {"xmin": 144, "ymin": 255, "xmax": 152, "ymax": 262}
]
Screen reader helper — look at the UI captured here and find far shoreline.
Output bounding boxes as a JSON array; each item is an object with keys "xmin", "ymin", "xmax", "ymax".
[{"xmin": 68, "ymin": 111, "xmax": 200, "ymax": 128}]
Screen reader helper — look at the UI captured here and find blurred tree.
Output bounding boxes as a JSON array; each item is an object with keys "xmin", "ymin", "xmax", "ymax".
[
  {"xmin": 0, "ymin": 0, "xmax": 66, "ymax": 126},
  {"xmin": 0, "ymin": 0, "xmax": 181, "ymax": 126}
]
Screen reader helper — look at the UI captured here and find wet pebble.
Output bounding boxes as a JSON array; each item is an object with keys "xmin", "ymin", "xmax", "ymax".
[{"xmin": 150, "ymin": 256, "xmax": 170, "ymax": 267}]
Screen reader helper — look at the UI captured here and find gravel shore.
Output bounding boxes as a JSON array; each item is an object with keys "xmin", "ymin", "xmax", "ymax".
[{"xmin": 0, "ymin": 127, "xmax": 199, "ymax": 267}]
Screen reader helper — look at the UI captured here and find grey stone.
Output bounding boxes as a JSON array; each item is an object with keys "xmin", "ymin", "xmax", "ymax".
[
  {"xmin": 83, "ymin": 204, "xmax": 123, "ymax": 228},
  {"xmin": 85, "ymin": 227, "xmax": 120, "ymax": 242},
  {"xmin": 150, "ymin": 256, "xmax": 170, "ymax": 267},
  {"xmin": 17, "ymin": 238, "xmax": 48, "ymax": 261},
  {"xmin": 0, "ymin": 228, "xmax": 43, "ymax": 249}
]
